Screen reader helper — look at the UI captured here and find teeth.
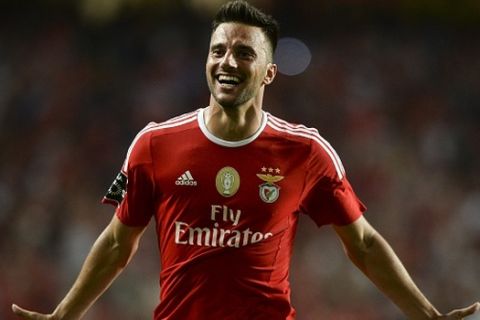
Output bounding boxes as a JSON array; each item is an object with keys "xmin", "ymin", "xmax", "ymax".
[{"xmin": 218, "ymin": 75, "xmax": 240, "ymax": 84}]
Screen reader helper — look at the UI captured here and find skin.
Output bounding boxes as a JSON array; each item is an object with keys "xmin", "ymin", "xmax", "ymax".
[
  {"xmin": 204, "ymin": 22, "xmax": 277, "ymax": 141},
  {"xmin": 12, "ymin": 216, "xmax": 147, "ymax": 320},
  {"xmin": 334, "ymin": 217, "xmax": 480, "ymax": 319},
  {"xmin": 12, "ymin": 22, "xmax": 480, "ymax": 320}
]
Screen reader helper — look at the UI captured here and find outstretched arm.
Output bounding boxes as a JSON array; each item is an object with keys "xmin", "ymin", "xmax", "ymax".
[
  {"xmin": 12, "ymin": 215, "xmax": 147, "ymax": 320},
  {"xmin": 333, "ymin": 216, "xmax": 480, "ymax": 319}
]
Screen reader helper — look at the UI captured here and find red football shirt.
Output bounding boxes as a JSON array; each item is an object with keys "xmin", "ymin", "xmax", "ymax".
[{"xmin": 103, "ymin": 108, "xmax": 366, "ymax": 320}]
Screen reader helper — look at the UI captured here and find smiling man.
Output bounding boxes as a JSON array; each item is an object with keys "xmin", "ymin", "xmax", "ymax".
[
  {"xmin": 12, "ymin": 1, "xmax": 480, "ymax": 319},
  {"xmin": 204, "ymin": 7, "xmax": 277, "ymax": 142}
]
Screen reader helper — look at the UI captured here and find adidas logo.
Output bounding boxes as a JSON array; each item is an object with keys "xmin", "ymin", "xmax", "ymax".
[{"xmin": 175, "ymin": 170, "xmax": 198, "ymax": 186}]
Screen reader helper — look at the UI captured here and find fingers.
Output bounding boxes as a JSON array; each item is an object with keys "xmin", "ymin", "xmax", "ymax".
[
  {"xmin": 11, "ymin": 304, "xmax": 49, "ymax": 320},
  {"xmin": 12, "ymin": 304, "xmax": 36, "ymax": 319},
  {"xmin": 446, "ymin": 302, "xmax": 480, "ymax": 319}
]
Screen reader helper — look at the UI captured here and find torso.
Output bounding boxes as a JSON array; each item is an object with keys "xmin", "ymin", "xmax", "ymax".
[{"xmin": 112, "ymin": 108, "xmax": 363, "ymax": 319}]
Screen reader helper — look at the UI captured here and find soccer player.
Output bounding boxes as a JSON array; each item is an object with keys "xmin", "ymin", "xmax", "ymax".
[{"xmin": 12, "ymin": 1, "xmax": 479, "ymax": 319}]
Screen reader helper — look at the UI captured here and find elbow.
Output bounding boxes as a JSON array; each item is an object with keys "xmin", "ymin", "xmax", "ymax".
[
  {"xmin": 360, "ymin": 229, "xmax": 378, "ymax": 254},
  {"xmin": 344, "ymin": 230, "xmax": 379, "ymax": 270},
  {"xmin": 106, "ymin": 235, "xmax": 139, "ymax": 269},
  {"xmin": 116, "ymin": 240, "xmax": 138, "ymax": 269}
]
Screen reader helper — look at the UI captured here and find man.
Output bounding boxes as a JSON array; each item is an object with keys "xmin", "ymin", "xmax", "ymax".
[{"xmin": 12, "ymin": 1, "xmax": 479, "ymax": 319}]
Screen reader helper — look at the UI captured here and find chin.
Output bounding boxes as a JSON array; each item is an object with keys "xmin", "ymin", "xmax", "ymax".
[
  {"xmin": 217, "ymin": 101, "xmax": 240, "ymax": 110},
  {"xmin": 213, "ymin": 95, "xmax": 241, "ymax": 109}
]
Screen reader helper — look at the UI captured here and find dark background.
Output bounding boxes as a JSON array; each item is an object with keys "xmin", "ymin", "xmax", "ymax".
[{"xmin": 1, "ymin": 0, "xmax": 479, "ymax": 319}]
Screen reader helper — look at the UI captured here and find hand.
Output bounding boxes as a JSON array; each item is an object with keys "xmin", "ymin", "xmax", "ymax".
[
  {"xmin": 11, "ymin": 304, "xmax": 56, "ymax": 320},
  {"xmin": 436, "ymin": 302, "xmax": 480, "ymax": 319}
]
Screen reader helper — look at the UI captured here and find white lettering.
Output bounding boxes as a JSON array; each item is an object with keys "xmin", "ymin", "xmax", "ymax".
[
  {"xmin": 219, "ymin": 228, "xmax": 230, "ymax": 247},
  {"xmin": 211, "ymin": 223, "xmax": 219, "ymax": 247},
  {"xmin": 175, "ymin": 205, "xmax": 273, "ymax": 248},
  {"xmin": 211, "ymin": 204, "xmax": 242, "ymax": 225},
  {"xmin": 223, "ymin": 205, "xmax": 229, "ymax": 222},
  {"xmin": 174, "ymin": 221, "xmax": 189, "ymax": 244},
  {"xmin": 189, "ymin": 227, "xmax": 211, "ymax": 246},
  {"xmin": 251, "ymin": 232, "xmax": 264, "ymax": 243},
  {"xmin": 227, "ymin": 230, "xmax": 241, "ymax": 248},
  {"xmin": 242, "ymin": 228, "xmax": 253, "ymax": 246},
  {"xmin": 230, "ymin": 209, "xmax": 241, "ymax": 226},
  {"xmin": 210, "ymin": 205, "xmax": 222, "ymax": 221},
  {"xmin": 175, "ymin": 180, "xmax": 197, "ymax": 186}
]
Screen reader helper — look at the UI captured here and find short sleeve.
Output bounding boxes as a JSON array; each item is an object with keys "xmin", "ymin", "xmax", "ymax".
[
  {"xmin": 102, "ymin": 128, "xmax": 155, "ymax": 227},
  {"xmin": 299, "ymin": 139, "xmax": 366, "ymax": 227}
]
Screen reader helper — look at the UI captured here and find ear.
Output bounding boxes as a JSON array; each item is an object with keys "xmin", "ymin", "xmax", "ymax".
[{"xmin": 262, "ymin": 63, "xmax": 277, "ymax": 85}]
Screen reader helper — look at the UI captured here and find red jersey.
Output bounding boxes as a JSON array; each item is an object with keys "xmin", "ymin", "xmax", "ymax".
[{"xmin": 103, "ymin": 108, "xmax": 366, "ymax": 320}]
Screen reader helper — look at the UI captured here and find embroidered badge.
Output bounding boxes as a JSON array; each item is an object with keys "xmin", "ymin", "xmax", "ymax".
[
  {"xmin": 257, "ymin": 167, "xmax": 283, "ymax": 203},
  {"xmin": 216, "ymin": 166, "xmax": 240, "ymax": 197}
]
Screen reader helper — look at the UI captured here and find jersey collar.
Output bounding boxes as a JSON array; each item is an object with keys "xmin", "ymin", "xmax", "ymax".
[{"xmin": 198, "ymin": 107, "xmax": 267, "ymax": 148}]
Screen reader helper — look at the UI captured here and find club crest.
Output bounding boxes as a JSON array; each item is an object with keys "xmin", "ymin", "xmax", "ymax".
[
  {"xmin": 216, "ymin": 166, "xmax": 240, "ymax": 197},
  {"xmin": 257, "ymin": 168, "xmax": 284, "ymax": 203}
]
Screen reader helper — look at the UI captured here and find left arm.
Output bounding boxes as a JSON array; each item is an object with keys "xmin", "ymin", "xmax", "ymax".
[{"xmin": 333, "ymin": 216, "xmax": 480, "ymax": 319}]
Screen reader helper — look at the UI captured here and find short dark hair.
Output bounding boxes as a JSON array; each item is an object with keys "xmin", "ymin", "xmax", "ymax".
[{"xmin": 212, "ymin": 0, "xmax": 279, "ymax": 56}]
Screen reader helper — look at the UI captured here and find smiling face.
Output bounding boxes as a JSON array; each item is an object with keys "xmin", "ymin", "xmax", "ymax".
[{"xmin": 206, "ymin": 22, "xmax": 277, "ymax": 109}]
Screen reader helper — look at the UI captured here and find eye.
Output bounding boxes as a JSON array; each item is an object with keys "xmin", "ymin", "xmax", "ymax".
[
  {"xmin": 238, "ymin": 51, "xmax": 254, "ymax": 59},
  {"xmin": 235, "ymin": 47, "xmax": 256, "ymax": 61},
  {"xmin": 211, "ymin": 47, "xmax": 225, "ymax": 58}
]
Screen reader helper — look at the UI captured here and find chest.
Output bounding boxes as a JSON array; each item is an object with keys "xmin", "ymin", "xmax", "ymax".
[{"xmin": 151, "ymin": 138, "xmax": 309, "ymax": 230}]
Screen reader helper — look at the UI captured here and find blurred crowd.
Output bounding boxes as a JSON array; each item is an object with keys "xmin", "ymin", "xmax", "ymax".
[{"xmin": 1, "ymin": 1, "xmax": 479, "ymax": 319}]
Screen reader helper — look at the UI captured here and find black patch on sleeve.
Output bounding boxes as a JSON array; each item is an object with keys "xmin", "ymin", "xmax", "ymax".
[{"xmin": 104, "ymin": 172, "xmax": 127, "ymax": 205}]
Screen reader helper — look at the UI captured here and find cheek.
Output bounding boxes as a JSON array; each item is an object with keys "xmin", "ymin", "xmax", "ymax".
[
  {"xmin": 206, "ymin": 57, "xmax": 216, "ymax": 71},
  {"xmin": 253, "ymin": 67, "xmax": 268, "ymax": 84},
  {"xmin": 205, "ymin": 62, "xmax": 215, "ymax": 80}
]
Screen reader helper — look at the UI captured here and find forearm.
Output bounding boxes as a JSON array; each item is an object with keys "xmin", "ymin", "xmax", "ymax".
[
  {"xmin": 53, "ymin": 224, "xmax": 137, "ymax": 319},
  {"xmin": 347, "ymin": 231, "xmax": 440, "ymax": 319}
]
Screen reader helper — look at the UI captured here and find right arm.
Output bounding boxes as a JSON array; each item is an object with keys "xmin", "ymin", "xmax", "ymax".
[
  {"xmin": 333, "ymin": 216, "xmax": 480, "ymax": 319},
  {"xmin": 12, "ymin": 215, "xmax": 147, "ymax": 320}
]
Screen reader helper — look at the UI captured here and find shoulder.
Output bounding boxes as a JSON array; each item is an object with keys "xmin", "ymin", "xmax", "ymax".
[
  {"xmin": 141, "ymin": 109, "xmax": 200, "ymax": 137},
  {"xmin": 131, "ymin": 109, "xmax": 200, "ymax": 147},
  {"xmin": 265, "ymin": 112, "xmax": 345, "ymax": 180},
  {"xmin": 265, "ymin": 112, "xmax": 320, "ymax": 142},
  {"xmin": 265, "ymin": 112, "xmax": 332, "ymax": 153},
  {"xmin": 122, "ymin": 109, "xmax": 200, "ymax": 172}
]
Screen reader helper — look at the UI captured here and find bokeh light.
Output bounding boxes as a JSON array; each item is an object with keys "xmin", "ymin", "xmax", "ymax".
[{"xmin": 274, "ymin": 37, "xmax": 312, "ymax": 76}]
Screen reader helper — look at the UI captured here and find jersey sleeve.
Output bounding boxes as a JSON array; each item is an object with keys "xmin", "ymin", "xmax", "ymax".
[
  {"xmin": 299, "ymin": 138, "xmax": 366, "ymax": 227},
  {"xmin": 102, "ymin": 128, "xmax": 155, "ymax": 227}
]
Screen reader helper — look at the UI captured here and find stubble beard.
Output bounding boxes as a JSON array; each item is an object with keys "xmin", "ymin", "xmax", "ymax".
[
  {"xmin": 213, "ymin": 92, "xmax": 249, "ymax": 110},
  {"xmin": 208, "ymin": 80, "xmax": 257, "ymax": 110}
]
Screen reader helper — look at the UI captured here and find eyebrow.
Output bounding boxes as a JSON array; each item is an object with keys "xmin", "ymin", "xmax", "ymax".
[
  {"xmin": 210, "ymin": 42, "xmax": 257, "ymax": 55},
  {"xmin": 210, "ymin": 43, "xmax": 225, "ymax": 50},
  {"xmin": 235, "ymin": 44, "xmax": 256, "ymax": 54}
]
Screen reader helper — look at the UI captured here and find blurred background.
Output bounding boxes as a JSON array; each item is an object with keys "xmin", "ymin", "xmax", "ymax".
[{"xmin": 1, "ymin": 0, "xmax": 479, "ymax": 319}]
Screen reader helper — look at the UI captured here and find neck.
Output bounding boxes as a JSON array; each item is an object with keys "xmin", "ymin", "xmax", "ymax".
[{"xmin": 204, "ymin": 97, "xmax": 264, "ymax": 142}]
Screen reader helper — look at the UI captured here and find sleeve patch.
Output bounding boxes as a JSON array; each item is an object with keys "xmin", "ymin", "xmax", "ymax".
[{"xmin": 104, "ymin": 172, "xmax": 127, "ymax": 205}]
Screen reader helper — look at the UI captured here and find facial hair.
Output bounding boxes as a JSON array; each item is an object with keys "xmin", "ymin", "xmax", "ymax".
[{"xmin": 207, "ymin": 74, "xmax": 262, "ymax": 110}]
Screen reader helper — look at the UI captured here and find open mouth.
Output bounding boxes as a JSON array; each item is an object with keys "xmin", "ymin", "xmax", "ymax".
[{"xmin": 216, "ymin": 74, "xmax": 242, "ymax": 88}]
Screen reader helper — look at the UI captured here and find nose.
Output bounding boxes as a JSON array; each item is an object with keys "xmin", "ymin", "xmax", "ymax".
[{"xmin": 220, "ymin": 51, "xmax": 238, "ymax": 69}]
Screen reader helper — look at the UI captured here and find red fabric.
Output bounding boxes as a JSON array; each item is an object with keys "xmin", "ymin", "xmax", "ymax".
[{"xmin": 103, "ymin": 109, "xmax": 366, "ymax": 320}]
